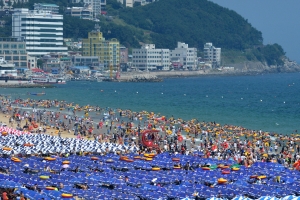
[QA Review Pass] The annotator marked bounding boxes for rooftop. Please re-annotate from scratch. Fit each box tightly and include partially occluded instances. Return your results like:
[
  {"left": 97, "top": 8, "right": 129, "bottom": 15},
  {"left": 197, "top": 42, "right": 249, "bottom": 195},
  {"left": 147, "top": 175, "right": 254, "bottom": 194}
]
[{"left": 34, "top": 3, "right": 59, "bottom": 7}]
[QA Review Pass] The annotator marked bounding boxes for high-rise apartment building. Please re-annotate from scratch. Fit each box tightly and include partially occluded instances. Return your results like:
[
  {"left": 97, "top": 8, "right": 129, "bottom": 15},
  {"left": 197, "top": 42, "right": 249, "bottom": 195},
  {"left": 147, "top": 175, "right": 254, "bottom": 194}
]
[
  {"left": 12, "top": 8, "right": 68, "bottom": 56},
  {"left": 82, "top": 25, "right": 120, "bottom": 68}
]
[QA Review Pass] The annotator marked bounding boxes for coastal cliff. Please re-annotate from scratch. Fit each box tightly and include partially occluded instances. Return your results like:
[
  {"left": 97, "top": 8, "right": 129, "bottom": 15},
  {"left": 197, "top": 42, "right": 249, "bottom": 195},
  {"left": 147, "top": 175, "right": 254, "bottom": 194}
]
[{"left": 228, "top": 58, "right": 300, "bottom": 73}]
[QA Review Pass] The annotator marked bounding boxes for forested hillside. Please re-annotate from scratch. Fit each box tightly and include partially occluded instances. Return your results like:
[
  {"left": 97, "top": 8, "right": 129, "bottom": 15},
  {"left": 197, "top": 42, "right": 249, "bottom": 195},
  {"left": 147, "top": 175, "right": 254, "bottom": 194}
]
[{"left": 118, "top": 0, "right": 263, "bottom": 50}]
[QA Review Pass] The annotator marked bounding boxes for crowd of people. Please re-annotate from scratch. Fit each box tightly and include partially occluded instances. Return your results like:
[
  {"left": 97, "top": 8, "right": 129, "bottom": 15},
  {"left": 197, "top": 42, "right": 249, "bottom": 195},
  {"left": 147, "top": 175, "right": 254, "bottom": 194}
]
[{"left": 1, "top": 95, "right": 300, "bottom": 171}]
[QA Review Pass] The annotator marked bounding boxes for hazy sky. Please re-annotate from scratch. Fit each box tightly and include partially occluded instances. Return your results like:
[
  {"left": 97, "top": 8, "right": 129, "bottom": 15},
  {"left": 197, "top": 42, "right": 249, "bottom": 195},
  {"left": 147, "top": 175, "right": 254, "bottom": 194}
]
[{"left": 210, "top": 0, "right": 300, "bottom": 63}]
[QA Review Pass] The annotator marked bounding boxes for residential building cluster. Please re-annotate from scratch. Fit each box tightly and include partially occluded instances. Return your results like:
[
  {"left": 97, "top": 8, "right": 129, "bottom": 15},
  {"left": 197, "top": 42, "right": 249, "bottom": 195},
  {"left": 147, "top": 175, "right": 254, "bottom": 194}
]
[{"left": 0, "top": 2, "right": 221, "bottom": 75}]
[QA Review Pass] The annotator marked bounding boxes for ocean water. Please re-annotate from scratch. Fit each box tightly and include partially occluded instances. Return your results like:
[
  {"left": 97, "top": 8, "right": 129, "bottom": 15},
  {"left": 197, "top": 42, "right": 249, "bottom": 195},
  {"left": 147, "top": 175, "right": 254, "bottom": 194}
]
[{"left": 1, "top": 72, "right": 300, "bottom": 134}]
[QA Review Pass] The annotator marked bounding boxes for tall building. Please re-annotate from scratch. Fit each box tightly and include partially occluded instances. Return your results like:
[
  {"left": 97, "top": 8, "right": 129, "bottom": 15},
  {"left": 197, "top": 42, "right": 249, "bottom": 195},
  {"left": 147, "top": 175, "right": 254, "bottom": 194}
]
[
  {"left": 170, "top": 42, "right": 197, "bottom": 70},
  {"left": 82, "top": 25, "right": 120, "bottom": 68},
  {"left": 132, "top": 44, "right": 170, "bottom": 71},
  {"left": 12, "top": 8, "right": 68, "bottom": 56},
  {"left": 204, "top": 42, "right": 221, "bottom": 66},
  {"left": 70, "top": 0, "right": 106, "bottom": 16},
  {"left": 33, "top": 3, "right": 59, "bottom": 14}
]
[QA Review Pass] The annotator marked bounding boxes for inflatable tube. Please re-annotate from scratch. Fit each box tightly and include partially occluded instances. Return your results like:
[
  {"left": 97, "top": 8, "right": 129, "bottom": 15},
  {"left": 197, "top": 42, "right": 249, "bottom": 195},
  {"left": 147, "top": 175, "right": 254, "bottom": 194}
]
[
  {"left": 45, "top": 157, "right": 56, "bottom": 161},
  {"left": 172, "top": 158, "right": 180, "bottom": 162},
  {"left": 218, "top": 178, "right": 228, "bottom": 184},
  {"left": 2, "top": 131, "right": 7, "bottom": 136},
  {"left": 145, "top": 157, "right": 153, "bottom": 161},
  {"left": 202, "top": 167, "right": 210, "bottom": 170},
  {"left": 46, "top": 186, "right": 56, "bottom": 190},
  {"left": 91, "top": 157, "right": 99, "bottom": 161},
  {"left": 106, "top": 159, "right": 114, "bottom": 163},
  {"left": 220, "top": 165, "right": 229, "bottom": 169},
  {"left": 40, "top": 175, "right": 50, "bottom": 180},
  {"left": 144, "top": 153, "right": 156, "bottom": 158},
  {"left": 62, "top": 161, "right": 70, "bottom": 165},
  {"left": 231, "top": 167, "right": 240, "bottom": 171},
  {"left": 11, "top": 157, "right": 21, "bottom": 162},
  {"left": 257, "top": 175, "right": 266, "bottom": 179},
  {"left": 152, "top": 167, "right": 160, "bottom": 171},
  {"left": 125, "top": 159, "right": 134, "bottom": 163},
  {"left": 134, "top": 156, "right": 141, "bottom": 160},
  {"left": 2, "top": 147, "right": 12, "bottom": 151},
  {"left": 173, "top": 166, "right": 181, "bottom": 170},
  {"left": 61, "top": 193, "right": 73, "bottom": 198},
  {"left": 24, "top": 143, "right": 34, "bottom": 147},
  {"left": 119, "top": 156, "right": 129, "bottom": 161},
  {"left": 250, "top": 175, "right": 258, "bottom": 179},
  {"left": 217, "top": 164, "right": 224, "bottom": 168},
  {"left": 222, "top": 170, "right": 230, "bottom": 174}
]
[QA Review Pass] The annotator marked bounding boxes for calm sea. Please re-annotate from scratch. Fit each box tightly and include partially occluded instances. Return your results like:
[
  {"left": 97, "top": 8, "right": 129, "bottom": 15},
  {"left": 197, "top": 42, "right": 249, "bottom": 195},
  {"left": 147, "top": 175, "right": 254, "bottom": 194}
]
[{"left": 1, "top": 72, "right": 300, "bottom": 134}]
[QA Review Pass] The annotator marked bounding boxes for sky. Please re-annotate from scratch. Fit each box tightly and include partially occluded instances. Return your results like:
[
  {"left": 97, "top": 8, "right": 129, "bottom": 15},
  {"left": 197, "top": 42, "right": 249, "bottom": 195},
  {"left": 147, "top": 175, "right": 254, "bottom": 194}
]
[{"left": 210, "top": 0, "right": 300, "bottom": 63}]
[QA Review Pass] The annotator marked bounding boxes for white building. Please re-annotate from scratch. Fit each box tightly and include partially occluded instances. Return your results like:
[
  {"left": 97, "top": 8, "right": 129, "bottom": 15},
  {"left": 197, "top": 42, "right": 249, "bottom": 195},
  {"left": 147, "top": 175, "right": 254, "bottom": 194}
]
[
  {"left": 132, "top": 44, "right": 170, "bottom": 71},
  {"left": 12, "top": 8, "right": 68, "bottom": 56},
  {"left": 170, "top": 42, "right": 197, "bottom": 70},
  {"left": 118, "top": 0, "right": 157, "bottom": 7},
  {"left": 33, "top": 3, "right": 59, "bottom": 14},
  {"left": 65, "top": 7, "right": 93, "bottom": 20},
  {"left": 70, "top": 0, "right": 106, "bottom": 16},
  {"left": 204, "top": 42, "right": 221, "bottom": 66}
]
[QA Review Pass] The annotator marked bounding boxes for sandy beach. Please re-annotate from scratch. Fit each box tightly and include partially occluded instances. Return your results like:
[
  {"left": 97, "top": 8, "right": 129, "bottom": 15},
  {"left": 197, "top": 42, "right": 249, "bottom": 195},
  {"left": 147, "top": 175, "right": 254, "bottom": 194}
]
[{"left": 0, "top": 96, "right": 299, "bottom": 199}]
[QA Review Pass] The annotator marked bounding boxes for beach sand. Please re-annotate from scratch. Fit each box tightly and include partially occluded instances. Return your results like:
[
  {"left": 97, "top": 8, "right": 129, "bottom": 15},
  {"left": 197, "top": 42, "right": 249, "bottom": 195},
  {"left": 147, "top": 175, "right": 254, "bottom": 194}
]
[{"left": 0, "top": 111, "right": 78, "bottom": 139}]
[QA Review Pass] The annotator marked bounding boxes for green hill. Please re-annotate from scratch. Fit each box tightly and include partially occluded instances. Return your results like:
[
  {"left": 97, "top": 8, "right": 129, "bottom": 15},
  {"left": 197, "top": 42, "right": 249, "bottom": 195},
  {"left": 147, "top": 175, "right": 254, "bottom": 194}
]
[
  {"left": 2, "top": 0, "right": 286, "bottom": 66},
  {"left": 118, "top": 0, "right": 263, "bottom": 50}
]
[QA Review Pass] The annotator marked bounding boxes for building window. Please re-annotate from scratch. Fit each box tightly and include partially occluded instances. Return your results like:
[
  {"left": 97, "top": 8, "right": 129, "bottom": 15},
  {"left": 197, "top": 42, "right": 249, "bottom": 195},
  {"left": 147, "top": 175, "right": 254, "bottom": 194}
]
[
  {"left": 3, "top": 44, "right": 9, "bottom": 49},
  {"left": 11, "top": 44, "right": 17, "bottom": 49},
  {"left": 21, "top": 62, "right": 27, "bottom": 67}
]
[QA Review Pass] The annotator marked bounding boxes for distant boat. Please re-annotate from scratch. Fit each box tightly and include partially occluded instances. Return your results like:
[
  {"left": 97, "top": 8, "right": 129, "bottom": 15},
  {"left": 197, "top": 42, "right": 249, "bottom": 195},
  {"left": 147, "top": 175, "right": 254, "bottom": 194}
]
[
  {"left": 29, "top": 92, "right": 46, "bottom": 96},
  {"left": 31, "top": 76, "right": 66, "bottom": 84}
]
